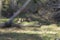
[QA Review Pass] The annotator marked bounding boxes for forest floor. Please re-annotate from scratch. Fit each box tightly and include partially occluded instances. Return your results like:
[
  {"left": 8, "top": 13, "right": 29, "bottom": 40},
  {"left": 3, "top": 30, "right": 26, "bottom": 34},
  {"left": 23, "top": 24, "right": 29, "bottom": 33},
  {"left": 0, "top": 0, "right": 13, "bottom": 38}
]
[
  {"left": 0, "top": 18, "right": 60, "bottom": 40},
  {"left": 0, "top": 24, "right": 60, "bottom": 40}
]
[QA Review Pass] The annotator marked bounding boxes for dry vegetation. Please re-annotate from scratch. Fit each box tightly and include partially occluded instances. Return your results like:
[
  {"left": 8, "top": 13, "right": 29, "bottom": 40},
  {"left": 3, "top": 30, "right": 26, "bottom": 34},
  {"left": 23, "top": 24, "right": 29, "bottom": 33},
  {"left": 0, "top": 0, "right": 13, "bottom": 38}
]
[{"left": 0, "top": 24, "right": 60, "bottom": 40}]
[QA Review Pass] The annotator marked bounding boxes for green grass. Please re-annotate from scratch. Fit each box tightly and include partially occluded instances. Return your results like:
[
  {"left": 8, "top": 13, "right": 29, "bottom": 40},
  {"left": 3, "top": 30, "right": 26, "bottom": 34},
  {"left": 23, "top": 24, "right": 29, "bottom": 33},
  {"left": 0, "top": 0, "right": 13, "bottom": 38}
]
[
  {"left": 0, "top": 33, "right": 42, "bottom": 40},
  {"left": 0, "top": 18, "right": 8, "bottom": 23},
  {"left": 0, "top": 24, "right": 60, "bottom": 40},
  {"left": 0, "top": 18, "right": 60, "bottom": 40}
]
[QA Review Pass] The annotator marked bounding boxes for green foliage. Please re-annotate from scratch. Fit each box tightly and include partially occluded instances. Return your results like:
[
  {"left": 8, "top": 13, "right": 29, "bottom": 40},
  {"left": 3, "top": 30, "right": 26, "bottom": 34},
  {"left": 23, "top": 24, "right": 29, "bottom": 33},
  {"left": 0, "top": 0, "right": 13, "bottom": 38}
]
[
  {"left": 40, "top": 0, "right": 48, "bottom": 3},
  {"left": 1, "top": 0, "right": 60, "bottom": 25}
]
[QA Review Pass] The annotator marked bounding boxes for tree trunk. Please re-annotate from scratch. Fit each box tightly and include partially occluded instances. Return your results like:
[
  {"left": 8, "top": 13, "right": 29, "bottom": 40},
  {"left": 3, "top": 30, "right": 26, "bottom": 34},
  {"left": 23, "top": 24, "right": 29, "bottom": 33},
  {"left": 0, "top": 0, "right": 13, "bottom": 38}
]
[
  {"left": 0, "top": 0, "right": 2, "bottom": 18},
  {"left": 10, "top": 0, "right": 17, "bottom": 9}
]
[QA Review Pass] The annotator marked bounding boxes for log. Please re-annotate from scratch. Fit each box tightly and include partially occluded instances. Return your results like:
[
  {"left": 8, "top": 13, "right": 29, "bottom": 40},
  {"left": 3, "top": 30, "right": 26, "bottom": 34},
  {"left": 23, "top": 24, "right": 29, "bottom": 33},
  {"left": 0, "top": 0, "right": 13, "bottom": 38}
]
[{"left": 0, "top": 0, "right": 31, "bottom": 27}]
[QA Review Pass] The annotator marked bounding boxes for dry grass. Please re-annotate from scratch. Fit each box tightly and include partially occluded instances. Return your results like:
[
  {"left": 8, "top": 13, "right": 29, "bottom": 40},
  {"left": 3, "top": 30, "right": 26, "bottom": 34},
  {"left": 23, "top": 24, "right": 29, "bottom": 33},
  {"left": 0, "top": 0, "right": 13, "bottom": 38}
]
[{"left": 0, "top": 24, "right": 60, "bottom": 40}]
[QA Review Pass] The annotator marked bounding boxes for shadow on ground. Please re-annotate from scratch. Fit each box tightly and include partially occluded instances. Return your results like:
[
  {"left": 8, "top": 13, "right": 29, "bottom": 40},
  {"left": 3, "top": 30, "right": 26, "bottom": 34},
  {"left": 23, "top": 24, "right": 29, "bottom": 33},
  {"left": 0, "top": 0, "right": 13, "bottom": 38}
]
[{"left": 0, "top": 32, "right": 42, "bottom": 40}]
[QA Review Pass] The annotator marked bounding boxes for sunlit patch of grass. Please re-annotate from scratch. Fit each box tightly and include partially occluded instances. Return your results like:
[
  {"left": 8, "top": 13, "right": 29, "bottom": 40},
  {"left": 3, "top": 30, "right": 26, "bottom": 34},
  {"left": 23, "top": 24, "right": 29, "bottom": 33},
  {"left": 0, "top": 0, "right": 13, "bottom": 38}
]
[
  {"left": 40, "top": 24, "right": 58, "bottom": 31},
  {"left": 0, "top": 19, "right": 60, "bottom": 40},
  {"left": 0, "top": 18, "right": 8, "bottom": 23},
  {"left": 0, "top": 28, "right": 60, "bottom": 40}
]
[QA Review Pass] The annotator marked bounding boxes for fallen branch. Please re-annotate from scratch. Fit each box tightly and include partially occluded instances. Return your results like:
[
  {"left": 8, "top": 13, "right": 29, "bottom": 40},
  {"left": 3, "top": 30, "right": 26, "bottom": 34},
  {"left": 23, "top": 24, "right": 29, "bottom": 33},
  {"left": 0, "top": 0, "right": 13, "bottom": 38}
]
[{"left": 0, "top": 0, "right": 31, "bottom": 27}]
